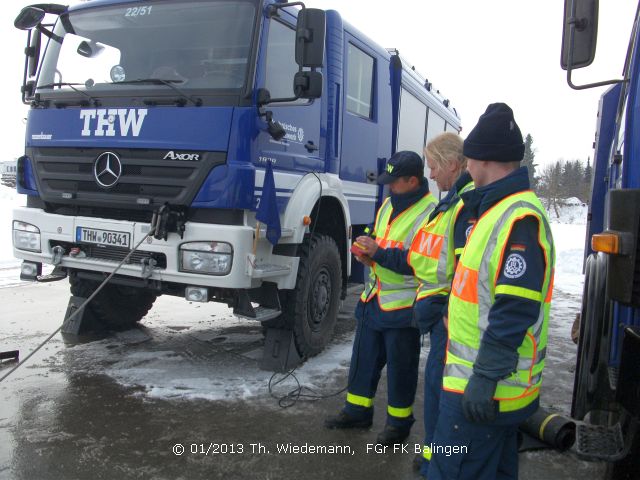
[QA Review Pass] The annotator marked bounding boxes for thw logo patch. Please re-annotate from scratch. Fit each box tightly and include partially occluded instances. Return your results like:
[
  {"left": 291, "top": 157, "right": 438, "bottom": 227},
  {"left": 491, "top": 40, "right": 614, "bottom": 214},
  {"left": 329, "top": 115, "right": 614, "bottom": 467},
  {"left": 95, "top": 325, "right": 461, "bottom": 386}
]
[{"left": 504, "top": 253, "right": 527, "bottom": 279}]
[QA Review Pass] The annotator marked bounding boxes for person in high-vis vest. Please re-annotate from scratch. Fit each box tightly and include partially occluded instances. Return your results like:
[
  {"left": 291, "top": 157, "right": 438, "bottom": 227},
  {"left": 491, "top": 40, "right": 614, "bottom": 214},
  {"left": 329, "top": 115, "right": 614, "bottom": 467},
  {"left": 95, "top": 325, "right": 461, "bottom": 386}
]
[
  {"left": 353, "top": 134, "right": 474, "bottom": 476},
  {"left": 410, "top": 133, "right": 474, "bottom": 478},
  {"left": 429, "top": 103, "right": 555, "bottom": 480},
  {"left": 324, "top": 151, "right": 437, "bottom": 446}
]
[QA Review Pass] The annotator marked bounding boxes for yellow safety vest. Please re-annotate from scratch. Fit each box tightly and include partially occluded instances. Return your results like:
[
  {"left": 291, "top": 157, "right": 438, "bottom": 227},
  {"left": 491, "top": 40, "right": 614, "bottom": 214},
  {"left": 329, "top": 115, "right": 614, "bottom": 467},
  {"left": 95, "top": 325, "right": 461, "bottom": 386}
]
[
  {"left": 408, "top": 181, "right": 474, "bottom": 301},
  {"left": 361, "top": 192, "right": 437, "bottom": 311},
  {"left": 443, "top": 190, "right": 555, "bottom": 413}
]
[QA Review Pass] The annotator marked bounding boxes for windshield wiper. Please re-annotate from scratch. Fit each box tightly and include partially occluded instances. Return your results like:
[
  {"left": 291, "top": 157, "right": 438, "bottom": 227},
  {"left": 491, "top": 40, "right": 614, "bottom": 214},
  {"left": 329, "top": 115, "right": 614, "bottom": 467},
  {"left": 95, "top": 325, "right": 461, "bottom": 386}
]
[
  {"left": 37, "top": 82, "right": 100, "bottom": 106},
  {"left": 114, "top": 78, "right": 202, "bottom": 107}
]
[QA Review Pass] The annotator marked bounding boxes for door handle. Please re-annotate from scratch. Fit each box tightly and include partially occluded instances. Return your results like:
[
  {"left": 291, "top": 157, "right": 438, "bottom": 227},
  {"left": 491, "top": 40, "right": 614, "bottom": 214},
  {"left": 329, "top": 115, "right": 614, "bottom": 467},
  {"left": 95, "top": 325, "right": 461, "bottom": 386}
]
[
  {"left": 366, "top": 171, "right": 378, "bottom": 183},
  {"left": 305, "top": 141, "right": 319, "bottom": 152}
]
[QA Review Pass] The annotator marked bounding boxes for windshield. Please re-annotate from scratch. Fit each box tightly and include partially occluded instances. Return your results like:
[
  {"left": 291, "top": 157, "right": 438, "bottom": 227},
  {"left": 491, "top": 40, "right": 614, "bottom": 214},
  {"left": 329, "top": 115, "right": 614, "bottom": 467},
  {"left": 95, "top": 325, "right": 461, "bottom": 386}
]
[{"left": 37, "top": 0, "right": 257, "bottom": 97}]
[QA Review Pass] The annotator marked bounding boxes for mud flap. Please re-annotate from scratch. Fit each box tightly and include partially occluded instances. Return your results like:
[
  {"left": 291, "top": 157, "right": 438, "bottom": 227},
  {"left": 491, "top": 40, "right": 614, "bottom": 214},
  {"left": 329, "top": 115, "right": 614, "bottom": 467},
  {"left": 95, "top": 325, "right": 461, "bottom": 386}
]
[{"left": 260, "top": 328, "right": 302, "bottom": 372}]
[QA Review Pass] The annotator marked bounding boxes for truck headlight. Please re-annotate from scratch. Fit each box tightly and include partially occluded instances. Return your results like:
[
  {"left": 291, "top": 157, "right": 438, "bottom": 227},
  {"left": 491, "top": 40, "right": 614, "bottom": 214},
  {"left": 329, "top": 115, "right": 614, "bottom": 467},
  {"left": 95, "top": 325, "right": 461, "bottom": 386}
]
[
  {"left": 179, "top": 242, "right": 232, "bottom": 275},
  {"left": 13, "top": 221, "right": 41, "bottom": 252}
]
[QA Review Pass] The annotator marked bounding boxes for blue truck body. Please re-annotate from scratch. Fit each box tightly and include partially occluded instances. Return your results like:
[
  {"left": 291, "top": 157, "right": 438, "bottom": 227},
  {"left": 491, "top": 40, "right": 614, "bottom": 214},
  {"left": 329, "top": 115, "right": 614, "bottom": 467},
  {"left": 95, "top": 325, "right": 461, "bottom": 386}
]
[{"left": 565, "top": 1, "right": 640, "bottom": 472}]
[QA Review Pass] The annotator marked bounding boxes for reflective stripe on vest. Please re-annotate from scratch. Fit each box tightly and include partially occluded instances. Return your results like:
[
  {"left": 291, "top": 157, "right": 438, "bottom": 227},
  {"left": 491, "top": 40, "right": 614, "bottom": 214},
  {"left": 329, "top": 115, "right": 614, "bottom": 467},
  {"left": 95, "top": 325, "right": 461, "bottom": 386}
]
[
  {"left": 408, "top": 181, "right": 473, "bottom": 301},
  {"left": 443, "top": 191, "right": 555, "bottom": 413},
  {"left": 361, "top": 193, "right": 437, "bottom": 310}
]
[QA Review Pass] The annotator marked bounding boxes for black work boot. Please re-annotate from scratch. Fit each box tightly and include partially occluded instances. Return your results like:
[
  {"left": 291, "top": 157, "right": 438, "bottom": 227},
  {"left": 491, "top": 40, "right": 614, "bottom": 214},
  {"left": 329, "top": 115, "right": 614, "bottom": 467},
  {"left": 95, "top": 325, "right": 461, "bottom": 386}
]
[
  {"left": 324, "top": 411, "right": 372, "bottom": 429},
  {"left": 376, "top": 424, "right": 411, "bottom": 446}
]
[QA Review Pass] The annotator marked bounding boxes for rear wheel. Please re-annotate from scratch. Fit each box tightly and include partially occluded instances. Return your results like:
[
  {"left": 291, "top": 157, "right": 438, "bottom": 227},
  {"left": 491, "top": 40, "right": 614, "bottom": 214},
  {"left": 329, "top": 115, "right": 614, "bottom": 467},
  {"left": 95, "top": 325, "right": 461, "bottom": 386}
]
[
  {"left": 276, "top": 234, "right": 342, "bottom": 358},
  {"left": 572, "top": 253, "right": 615, "bottom": 420},
  {"left": 69, "top": 275, "right": 157, "bottom": 330}
]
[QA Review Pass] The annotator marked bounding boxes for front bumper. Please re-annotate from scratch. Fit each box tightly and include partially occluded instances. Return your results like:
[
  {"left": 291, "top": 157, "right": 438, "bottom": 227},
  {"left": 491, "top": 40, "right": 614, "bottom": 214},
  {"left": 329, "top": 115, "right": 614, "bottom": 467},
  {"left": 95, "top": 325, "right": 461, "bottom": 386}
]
[{"left": 12, "top": 207, "right": 260, "bottom": 288}]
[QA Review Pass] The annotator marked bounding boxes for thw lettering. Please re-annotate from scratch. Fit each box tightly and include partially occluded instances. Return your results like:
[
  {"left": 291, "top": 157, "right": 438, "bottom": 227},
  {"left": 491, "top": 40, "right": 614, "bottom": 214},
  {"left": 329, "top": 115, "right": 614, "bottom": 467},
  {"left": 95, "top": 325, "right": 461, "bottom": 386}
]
[{"left": 80, "top": 109, "right": 148, "bottom": 137}]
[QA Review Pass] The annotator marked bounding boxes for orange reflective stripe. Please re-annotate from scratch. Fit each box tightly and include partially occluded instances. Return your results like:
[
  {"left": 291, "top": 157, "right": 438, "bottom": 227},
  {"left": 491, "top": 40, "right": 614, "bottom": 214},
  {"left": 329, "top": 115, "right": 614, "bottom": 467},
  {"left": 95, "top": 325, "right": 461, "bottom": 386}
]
[
  {"left": 451, "top": 265, "right": 478, "bottom": 304},
  {"left": 376, "top": 238, "right": 404, "bottom": 249},
  {"left": 545, "top": 270, "right": 554, "bottom": 302},
  {"left": 409, "top": 230, "right": 444, "bottom": 260}
]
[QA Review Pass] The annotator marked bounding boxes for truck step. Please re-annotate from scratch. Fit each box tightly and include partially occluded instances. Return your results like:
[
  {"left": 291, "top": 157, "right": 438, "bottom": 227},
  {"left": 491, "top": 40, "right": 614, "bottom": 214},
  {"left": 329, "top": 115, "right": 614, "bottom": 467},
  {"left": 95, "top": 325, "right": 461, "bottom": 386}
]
[
  {"left": 235, "top": 306, "right": 281, "bottom": 322},
  {"left": 575, "top": 421, "right": 625, "bottom": 461},
  {"left": 251, "top": 263, "right": 291, "bottom": 278},
  {"left": 37, "top": 267, "right": 68, "bottom": 283}
]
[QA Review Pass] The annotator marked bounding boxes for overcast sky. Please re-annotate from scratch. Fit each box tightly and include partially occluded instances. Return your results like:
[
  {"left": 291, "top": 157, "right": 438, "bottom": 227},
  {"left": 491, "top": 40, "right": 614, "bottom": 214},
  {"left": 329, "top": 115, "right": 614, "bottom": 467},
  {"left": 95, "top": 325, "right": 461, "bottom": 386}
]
[{"left": 3, "top": 0, "right": 636, "bottom": 167}]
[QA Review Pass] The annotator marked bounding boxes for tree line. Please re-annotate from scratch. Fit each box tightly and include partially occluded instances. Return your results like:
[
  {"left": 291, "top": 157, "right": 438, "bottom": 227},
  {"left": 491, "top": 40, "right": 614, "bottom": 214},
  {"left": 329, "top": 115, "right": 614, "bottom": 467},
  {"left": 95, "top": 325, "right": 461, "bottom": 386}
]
[{"left": 520, "top": 134, "right": 592, "bottom": 216}]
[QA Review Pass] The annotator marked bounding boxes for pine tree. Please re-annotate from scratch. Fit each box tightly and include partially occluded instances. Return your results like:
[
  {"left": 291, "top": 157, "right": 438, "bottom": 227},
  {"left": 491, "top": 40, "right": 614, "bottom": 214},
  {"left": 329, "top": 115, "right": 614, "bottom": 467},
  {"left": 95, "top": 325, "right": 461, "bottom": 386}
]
[
  {"left": 583, "top": 157, "right": 592, "bottom": 204},
  {"left": 522, "top": 134, "right": 538, "bottom": 190}
]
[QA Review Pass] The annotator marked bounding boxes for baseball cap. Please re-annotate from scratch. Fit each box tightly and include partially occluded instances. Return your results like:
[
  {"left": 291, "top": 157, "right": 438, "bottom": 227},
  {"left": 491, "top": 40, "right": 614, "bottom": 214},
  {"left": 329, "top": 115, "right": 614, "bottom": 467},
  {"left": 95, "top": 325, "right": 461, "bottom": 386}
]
[{"left": 377, "top": 150, "right": 424, "bottom": 185}]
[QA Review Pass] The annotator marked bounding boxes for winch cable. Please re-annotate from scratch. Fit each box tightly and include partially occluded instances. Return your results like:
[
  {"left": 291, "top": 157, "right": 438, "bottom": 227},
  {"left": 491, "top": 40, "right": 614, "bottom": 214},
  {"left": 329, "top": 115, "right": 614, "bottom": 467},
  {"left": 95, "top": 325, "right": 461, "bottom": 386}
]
[{"left": 0, "top": 219, "right": 159, "bottom": 384}]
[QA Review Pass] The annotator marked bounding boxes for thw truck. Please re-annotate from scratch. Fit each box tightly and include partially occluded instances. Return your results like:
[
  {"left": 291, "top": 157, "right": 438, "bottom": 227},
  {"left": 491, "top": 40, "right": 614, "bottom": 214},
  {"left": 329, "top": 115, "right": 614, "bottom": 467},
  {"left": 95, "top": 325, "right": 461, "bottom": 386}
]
[
  {"left": 12, "top": 0, "right": 460, "bottom": 360},
  {"left": 561, "top": 1, "right": 640, "bottom": 477}
]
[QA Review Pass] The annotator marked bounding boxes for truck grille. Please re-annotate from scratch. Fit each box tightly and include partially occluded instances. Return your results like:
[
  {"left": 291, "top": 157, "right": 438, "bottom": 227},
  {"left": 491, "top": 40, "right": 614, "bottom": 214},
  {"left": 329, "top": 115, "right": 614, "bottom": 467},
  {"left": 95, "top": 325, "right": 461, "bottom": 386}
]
[
  {"left": 29, "top": 147, "right": 225, "bottom": 209},
  {"left": 51, "top": 241, "right": 167, "bottom": 269}
]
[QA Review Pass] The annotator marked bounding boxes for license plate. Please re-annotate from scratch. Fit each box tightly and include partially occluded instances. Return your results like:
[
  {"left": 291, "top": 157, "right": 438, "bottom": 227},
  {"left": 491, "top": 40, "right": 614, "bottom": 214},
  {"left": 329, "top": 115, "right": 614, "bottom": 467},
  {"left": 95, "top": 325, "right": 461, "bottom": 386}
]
[{"left": 76, "top": 227, "right": 131, "bottom": 248}]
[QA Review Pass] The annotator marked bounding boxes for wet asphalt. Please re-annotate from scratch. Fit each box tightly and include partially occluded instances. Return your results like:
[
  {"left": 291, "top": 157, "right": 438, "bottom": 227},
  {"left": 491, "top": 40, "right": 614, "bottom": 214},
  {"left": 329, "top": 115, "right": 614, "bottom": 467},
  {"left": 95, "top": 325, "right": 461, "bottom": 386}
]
[{"left": 0, "top": 280, "right": 606, "bottom": 480}]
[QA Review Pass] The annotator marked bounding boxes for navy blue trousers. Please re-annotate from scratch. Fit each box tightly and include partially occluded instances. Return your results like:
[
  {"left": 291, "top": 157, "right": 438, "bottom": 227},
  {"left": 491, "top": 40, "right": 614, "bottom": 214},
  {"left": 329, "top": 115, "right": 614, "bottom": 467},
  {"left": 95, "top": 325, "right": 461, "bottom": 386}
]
[
  {"left": 420, "top": 318, "right": 447, "bottom": 477},
  {"left": 428, "top": 393, "right": 519, "bottom": 480},
  {"left": 343, "top": 317, "right": 421, "bottom": 429}
]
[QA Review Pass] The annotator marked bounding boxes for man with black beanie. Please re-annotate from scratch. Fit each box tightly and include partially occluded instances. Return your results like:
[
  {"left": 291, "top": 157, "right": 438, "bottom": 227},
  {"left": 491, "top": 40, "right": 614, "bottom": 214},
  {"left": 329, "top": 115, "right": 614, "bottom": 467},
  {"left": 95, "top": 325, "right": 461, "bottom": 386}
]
[{"left": 429, "top": 103, "right": 556, "bottom": 479}]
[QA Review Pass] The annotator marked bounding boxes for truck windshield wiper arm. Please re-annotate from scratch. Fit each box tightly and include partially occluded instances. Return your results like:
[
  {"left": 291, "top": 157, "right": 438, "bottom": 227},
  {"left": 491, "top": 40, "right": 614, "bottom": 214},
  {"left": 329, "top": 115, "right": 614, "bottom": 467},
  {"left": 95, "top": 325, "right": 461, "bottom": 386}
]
[
  {"left": 115, "top": 78, "right": 202, "bottom": 106},
  {"left": 37, "top": 82, "right": 100, "bottom": 105}
]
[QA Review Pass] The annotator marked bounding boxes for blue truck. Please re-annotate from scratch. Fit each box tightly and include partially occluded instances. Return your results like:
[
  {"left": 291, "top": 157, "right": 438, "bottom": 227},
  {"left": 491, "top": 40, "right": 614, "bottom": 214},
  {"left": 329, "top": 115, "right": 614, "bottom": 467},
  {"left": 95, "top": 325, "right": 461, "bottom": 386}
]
[
  {"left": 11, "top": 0, "right": 460, "bottom": 361},
  {"left": 562, "top": 0, "right": 640, "bottom": 477}
]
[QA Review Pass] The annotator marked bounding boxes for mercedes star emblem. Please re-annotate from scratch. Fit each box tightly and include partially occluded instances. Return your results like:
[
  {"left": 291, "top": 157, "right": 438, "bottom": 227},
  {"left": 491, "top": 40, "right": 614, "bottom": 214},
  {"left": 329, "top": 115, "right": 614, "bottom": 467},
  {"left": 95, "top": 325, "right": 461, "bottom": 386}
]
[{"left": 94, "top": 152, "right": 122, "bottom": 188}]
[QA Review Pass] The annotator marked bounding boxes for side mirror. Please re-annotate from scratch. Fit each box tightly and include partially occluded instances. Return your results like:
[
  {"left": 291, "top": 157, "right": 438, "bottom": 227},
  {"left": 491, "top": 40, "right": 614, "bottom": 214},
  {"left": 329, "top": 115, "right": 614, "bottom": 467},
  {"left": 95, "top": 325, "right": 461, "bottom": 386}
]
[
  {"left": 294, "top": 71, "right": 322, "bottom": 99},
  {"left": 295, "top": 8, "right": 325, "bottom": 68},
  {"left": 561, "top": 0, "right": 598, "bottom": 70},
  {"left": 14, "top": 6, "right": 46, "bottom": 30}
]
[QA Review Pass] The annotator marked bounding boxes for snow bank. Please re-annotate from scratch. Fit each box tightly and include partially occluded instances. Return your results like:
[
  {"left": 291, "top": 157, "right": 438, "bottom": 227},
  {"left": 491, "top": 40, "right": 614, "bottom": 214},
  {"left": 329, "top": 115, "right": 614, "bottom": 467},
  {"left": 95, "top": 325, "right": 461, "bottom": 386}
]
[
  {"left": 551, "top": 223, "right": 586, "bottom": 297},
  {"left": 546, "top": 197, "right": 588, "bottom": 225}
]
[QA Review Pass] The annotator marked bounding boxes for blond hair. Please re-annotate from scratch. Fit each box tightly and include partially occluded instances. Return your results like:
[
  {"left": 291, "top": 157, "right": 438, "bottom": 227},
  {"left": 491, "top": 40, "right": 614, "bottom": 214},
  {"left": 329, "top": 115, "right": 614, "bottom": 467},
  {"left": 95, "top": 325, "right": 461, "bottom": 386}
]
[{"left": 424, "top": 132, "right": 466, "bottom": 171}]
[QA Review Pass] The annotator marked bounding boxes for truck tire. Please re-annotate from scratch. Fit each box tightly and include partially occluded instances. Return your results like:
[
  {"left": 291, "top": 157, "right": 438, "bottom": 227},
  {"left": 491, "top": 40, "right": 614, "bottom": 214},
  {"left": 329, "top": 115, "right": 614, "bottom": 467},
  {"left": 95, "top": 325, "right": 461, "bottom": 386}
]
[
  {"left": 69, "top": 275, "right": 157, "bottom": 330},
  {"left": 571, "top": 252, "right": 614, "bottom": 420},
  {"left": 278, "top": 234, "right": 342, "bottom": 358}
]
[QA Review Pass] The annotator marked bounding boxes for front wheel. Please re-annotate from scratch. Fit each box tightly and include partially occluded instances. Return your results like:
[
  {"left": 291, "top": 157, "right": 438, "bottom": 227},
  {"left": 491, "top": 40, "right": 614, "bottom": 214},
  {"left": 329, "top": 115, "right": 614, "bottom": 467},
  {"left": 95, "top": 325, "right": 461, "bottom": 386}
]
[
  {"left": 69, "top": 274, "right": 157, "bottom": 330},
  {"left": 278, "top": 234, "right": 342, "bottom": 358}
]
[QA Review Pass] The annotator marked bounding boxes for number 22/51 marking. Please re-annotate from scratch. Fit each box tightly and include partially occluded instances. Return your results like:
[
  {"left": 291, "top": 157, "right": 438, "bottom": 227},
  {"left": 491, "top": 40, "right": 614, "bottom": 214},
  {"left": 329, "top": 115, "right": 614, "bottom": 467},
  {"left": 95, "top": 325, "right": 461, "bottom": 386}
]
[{"left": 125, "top": 5, "right": 153, "bottom": 17}]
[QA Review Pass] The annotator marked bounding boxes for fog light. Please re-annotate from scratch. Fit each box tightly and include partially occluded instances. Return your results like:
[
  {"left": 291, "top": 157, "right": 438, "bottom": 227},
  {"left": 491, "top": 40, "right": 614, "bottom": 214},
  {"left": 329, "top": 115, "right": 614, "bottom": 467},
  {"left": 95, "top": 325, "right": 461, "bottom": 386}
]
[
  {"left": 179, "top": 242, "right": 233, "bottom": 275},
  {"left": 20, "top": 261, "right": 41, "bottom": 281},
  {"left": 186, "top": 286, "right": 208, "bottom": 302},
  {"left": 13, "top": 221, "right": 41, "bottom": 252}
]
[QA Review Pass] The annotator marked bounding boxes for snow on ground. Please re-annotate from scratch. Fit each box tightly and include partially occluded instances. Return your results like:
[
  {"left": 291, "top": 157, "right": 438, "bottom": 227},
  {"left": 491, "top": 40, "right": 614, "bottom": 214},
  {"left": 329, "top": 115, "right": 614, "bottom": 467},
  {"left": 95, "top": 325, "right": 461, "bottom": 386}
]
[{"left": 546, "top": 197, "right": 589, "bottom": 225}]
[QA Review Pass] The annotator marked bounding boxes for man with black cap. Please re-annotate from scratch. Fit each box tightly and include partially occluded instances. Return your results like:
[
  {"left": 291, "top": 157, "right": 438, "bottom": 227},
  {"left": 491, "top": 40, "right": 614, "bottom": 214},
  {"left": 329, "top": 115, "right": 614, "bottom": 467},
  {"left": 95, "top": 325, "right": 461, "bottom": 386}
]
[
  {"left": 428, "top": 103, "right": 555, "bottom": 479},
  {"left": 325, "top": 150, "right": 437, "bottom": 446}
]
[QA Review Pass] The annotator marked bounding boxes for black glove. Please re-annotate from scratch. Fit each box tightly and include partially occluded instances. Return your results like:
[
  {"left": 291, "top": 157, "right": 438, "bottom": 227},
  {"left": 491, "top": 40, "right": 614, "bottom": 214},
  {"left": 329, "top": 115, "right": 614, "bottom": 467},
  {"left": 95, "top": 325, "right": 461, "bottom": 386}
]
[{"left": 462, "top": 373, "right": 498, "bottom": 423}]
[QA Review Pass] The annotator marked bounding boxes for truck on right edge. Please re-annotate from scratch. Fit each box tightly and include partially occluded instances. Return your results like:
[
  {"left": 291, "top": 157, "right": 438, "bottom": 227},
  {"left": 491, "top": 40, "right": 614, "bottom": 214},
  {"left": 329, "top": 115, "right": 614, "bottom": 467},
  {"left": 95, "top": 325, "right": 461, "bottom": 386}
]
[{"left": 561, "top": 1, "right": 640, "bottom": 478}]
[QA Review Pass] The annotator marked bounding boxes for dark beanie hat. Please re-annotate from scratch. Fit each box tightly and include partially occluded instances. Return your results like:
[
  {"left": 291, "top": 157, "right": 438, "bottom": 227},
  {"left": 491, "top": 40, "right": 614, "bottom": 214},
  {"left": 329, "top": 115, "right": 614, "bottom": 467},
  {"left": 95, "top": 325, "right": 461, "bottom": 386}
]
[{"left": 463, "top": 103, "right": 525, "bottom": 162}]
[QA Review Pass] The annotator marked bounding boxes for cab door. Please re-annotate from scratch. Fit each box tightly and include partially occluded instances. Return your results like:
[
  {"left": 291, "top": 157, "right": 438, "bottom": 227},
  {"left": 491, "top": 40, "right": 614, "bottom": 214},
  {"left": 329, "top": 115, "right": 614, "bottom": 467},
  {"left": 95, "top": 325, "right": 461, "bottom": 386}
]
[{"left": 255, "top": 12, "right": 323, "bottom": 201}]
